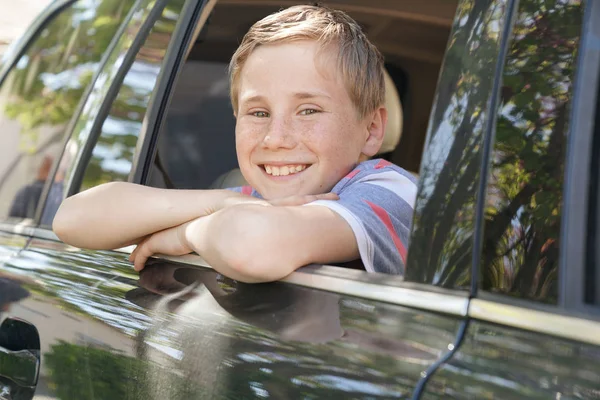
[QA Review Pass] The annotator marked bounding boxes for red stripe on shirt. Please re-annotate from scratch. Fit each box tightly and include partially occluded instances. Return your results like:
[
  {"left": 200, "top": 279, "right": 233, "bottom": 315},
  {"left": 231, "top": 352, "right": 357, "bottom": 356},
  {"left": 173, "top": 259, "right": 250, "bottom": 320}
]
[
  {"left": 345, "top": 169, "right": 360, "bottom": 180},
  {"left": 365, "top": 200, "right": 407, "bottom": 264},
  {"left": 241, "top": 186, "right": 253, "bottom": 195},
  {"left": 375, "top": 159, "right": 392, "bottom": 169}
]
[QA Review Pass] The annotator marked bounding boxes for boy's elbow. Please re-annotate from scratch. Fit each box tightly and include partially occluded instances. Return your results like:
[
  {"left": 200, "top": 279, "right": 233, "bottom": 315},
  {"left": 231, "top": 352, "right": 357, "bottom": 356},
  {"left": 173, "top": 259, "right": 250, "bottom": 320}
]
[
  {"left": 52, "top": 182, "right": 122, "bottom": 247},
  {"left": 225, "top": 251, "right": 293, "bottom": 283},
  {"left": 207, "top": 206, "right": 297, "bottom": 283},
  {"left": 52, "top": 198, "right": 79, "bottom": 244}
]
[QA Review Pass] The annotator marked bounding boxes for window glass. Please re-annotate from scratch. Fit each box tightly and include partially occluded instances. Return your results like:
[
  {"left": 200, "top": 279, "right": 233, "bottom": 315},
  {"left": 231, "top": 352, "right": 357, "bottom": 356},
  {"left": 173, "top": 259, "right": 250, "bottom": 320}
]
[
  {"left": 147, "top": 60, "right": 238, "bottom": 190},
  {"left": 481, "top": 0, "right": 584, "bottom": 303},
  {"left": 0, "top": 0, "right": 132, "bottom": 223},
  {"left": 80, "top": 0, "right": 187, "bottom": 191},
  {"left": 405, "top": 0, "right": 509, "bottom": 288},
  {"left": 41, "top": 0, "right": 187, "bottom": 226}
]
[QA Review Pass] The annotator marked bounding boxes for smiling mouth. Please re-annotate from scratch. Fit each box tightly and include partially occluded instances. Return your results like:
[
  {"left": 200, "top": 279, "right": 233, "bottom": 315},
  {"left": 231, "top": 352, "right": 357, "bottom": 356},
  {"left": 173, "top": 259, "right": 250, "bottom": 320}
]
[{"left": 261, "top": 164, "right": 309, "bottom": 177}]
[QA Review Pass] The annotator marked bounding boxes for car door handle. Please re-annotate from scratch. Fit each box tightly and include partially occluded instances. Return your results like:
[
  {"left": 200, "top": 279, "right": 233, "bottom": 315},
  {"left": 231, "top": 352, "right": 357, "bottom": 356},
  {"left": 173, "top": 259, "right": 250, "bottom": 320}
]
[
  {"left": 0, "top": 317, "right": 40, "bottom": 395},
  {"left": 0, "top": 345, "right": 39, "bottom": 387}
]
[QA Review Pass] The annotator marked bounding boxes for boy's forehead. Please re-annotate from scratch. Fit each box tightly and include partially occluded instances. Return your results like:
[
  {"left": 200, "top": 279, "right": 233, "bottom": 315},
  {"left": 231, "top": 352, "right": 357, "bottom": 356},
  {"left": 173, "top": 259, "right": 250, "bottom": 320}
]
[{"left": 239, "top": 41, "right": 344, "bottom": 90}]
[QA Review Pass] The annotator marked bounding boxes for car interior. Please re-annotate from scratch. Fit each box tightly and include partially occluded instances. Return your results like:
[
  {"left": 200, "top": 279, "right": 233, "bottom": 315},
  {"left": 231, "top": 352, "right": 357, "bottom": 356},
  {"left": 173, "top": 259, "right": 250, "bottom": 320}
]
[{"left": 147, "top": 0, "right": 459, "bottom": 190}]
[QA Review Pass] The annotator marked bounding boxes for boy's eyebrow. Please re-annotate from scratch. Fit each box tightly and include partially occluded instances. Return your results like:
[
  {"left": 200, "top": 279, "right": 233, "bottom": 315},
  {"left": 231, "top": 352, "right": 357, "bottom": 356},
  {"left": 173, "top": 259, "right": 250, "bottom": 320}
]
[
  {"left": 240, "top": 94, "right": 267, "bottom": 104},
  {"left": 240, "top": 91, "right": 331, "bottom": 105},
  {"left": 293, "top": 91, "right": 332, "bottom": 100}
]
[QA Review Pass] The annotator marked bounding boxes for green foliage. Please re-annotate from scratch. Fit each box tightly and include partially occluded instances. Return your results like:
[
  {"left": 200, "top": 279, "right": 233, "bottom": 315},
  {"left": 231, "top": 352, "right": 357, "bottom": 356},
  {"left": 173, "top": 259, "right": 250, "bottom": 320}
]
[{"left": 1, "top": 0, "right": 132, "bottom": 145}]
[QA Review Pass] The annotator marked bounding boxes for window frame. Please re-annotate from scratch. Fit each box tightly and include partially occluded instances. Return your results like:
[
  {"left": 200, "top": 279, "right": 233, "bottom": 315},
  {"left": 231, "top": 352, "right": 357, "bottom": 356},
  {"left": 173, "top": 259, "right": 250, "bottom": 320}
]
[
  {"left": 559, "top": 0, "right": 600, "bottom": 318},
  {"left": 64, "top": 0, "right": 175, "bottom": 198},
  {"left": 119, "top": 0, "right": 474, "bottom": 314},
  {"left": 130, "top": 0, "right": 214, "bottom": 185},
  {"left": 21, "top": 0, "right": 471, "bottom": 322}
]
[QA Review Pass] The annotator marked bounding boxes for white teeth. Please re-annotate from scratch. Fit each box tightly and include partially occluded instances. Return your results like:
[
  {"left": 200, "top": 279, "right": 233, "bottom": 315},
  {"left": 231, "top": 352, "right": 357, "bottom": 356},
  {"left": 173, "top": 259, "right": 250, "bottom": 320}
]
[{"left": 264, "top": 164, "right": 307, "bottom": 176}]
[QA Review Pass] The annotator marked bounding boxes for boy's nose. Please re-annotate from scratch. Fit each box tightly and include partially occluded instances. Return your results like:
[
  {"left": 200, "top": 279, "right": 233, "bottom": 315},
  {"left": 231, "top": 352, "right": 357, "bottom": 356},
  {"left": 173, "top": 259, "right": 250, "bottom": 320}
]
[{"left": 262, "top": 117, "right": 295, "bottom": 149}]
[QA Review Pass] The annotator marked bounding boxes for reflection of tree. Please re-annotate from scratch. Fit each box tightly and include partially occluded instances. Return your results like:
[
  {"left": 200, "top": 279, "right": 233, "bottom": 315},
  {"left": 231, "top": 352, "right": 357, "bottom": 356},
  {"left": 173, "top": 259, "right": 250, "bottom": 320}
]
[
  {"left": 425, "top": 320, "right": 600, "bottom": 398},
  {"left": 407, "top": 0, "right": 502, "bottom": 287},
  {"left": 482, "top": 0, "right": 582, "bottom": 302},
  {"left": 80, "top": 0, "right": 186, "bottom": 190},
  {"left": 1, "top": 0, "right": 132, "bottom": 149},
  {"left": 45, "top": 341, "right": 150, "bottom": 400},
  {"left": 407, "top": 0, "right": 581, "bottom": 303}
]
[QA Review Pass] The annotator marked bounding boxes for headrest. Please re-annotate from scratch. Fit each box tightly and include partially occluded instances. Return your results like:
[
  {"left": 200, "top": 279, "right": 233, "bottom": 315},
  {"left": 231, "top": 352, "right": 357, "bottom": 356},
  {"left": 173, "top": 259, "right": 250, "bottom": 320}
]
[{"left": 378, "top": 70, "right": 403, "bottom": 155}]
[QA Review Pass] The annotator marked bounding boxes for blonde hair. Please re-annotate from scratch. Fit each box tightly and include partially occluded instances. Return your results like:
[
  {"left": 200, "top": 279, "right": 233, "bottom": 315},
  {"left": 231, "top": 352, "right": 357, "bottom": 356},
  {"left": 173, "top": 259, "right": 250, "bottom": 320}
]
[{"left": 229, "top": 5, "right": 385, "bottom": 118}]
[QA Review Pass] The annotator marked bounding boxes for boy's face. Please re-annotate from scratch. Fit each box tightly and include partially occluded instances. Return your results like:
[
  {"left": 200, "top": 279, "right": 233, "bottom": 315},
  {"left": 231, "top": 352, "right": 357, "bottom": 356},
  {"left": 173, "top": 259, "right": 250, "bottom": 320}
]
[{"left": 234, "top": 40, "right": 384, "bottom": 199}]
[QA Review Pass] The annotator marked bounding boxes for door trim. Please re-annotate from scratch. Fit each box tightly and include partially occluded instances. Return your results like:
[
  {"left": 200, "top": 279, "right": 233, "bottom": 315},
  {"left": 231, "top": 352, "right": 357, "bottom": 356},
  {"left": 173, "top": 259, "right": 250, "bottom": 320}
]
[
  {"left": 27, "top": 226, "right": 469, "bottom": 316},
  {"left": 469, "top": 299, "right": 600, "bottom": 346}
]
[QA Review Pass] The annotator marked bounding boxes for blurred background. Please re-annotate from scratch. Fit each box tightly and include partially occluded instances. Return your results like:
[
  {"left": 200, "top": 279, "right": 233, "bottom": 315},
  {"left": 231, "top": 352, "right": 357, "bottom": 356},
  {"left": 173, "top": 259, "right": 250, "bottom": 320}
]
[{"left": 0, "top": 0, "right": 52, "bottom": 56}]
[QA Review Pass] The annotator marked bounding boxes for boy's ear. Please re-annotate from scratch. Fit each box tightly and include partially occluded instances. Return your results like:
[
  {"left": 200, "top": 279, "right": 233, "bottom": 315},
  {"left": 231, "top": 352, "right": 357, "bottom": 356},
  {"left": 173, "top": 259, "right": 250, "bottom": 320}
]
[{"left": 361, "top": 106, "right": 387, "bottom": 157}]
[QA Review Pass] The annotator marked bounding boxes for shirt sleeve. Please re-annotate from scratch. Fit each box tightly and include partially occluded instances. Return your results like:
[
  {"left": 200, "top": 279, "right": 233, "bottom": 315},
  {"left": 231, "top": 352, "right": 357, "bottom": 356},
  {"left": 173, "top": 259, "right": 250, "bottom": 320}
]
[
  {"left": 306, "top": 169, "right": 417, "bottom": 275},
  {"left": 226, "top": 186, "right": 254, "bottom": 196}
]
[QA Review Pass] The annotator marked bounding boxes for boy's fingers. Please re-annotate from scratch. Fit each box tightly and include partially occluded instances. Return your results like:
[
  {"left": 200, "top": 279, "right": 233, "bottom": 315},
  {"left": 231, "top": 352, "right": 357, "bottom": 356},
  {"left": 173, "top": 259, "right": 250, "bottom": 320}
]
[
  {"left": 299, "top": 193, "right": 339, "bottom": 204},
  {"left": 129, "top": 247, "right": 137, "bottom": 262},
  {"left": 315, "top": 193, "right": 339, "bottom": 200},
  {"left": 133, "top": 242, "right": 153, "bottom": 271},
  {"left": 130, "top": 235, "right": 152, "bottom": 263},
  {"left": 270, "top": 192, "right": 339, "bottom": 206}
]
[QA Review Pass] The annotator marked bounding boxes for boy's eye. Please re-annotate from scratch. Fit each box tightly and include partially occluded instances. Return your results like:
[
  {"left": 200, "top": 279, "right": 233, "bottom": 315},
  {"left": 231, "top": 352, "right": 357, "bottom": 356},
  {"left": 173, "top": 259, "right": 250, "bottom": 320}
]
[
  {"left": 300, "top": 109, "right": 319, "bottom": 116},
  {"left": 252, "top": 111, "right": 270, "bottom": 118}
]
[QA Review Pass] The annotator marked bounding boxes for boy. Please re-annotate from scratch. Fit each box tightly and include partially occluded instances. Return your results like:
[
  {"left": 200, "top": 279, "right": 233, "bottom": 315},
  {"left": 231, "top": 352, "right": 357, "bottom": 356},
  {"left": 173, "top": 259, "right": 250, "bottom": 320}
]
[{"left": 53, "top": 5, "right": 418, "bottom": 282}]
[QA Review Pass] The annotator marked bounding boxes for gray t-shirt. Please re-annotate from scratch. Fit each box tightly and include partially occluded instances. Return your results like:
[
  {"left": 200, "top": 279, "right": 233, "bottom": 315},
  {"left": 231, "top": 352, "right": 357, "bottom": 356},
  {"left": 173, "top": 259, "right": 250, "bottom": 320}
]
[{"left": 230, "top": 159, "right": 418, "bottom": 275}]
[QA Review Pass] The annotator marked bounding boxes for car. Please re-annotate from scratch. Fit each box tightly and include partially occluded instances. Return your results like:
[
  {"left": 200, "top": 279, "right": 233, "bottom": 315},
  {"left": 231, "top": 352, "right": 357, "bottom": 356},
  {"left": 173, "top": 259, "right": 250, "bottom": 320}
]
[{"left": 0, "top": 0, "right": 598, "bottom": 398}]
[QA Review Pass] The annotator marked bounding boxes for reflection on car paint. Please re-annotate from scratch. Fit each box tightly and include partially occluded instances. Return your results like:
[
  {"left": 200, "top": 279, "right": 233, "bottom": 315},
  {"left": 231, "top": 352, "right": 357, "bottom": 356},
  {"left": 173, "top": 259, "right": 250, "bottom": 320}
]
[
  {"left": 4, "top": 239, "right": 462, "bottom": 398},
  {"left": 422, "top": 320, "right": 600, "bottom": 399}
]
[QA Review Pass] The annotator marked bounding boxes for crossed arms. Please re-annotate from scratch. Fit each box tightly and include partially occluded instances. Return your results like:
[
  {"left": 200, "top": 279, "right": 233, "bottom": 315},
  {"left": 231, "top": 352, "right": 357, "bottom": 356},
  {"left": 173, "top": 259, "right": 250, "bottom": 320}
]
[{"left": 53, "top": 182, "right": 358, "bottom": 282}]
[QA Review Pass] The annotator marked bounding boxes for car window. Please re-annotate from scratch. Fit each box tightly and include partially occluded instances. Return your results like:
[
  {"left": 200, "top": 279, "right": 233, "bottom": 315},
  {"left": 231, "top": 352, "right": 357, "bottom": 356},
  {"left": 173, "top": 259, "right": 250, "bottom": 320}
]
[
  {"left": 146, "top": 1, "right": 433, "bottom": 192},
  {"left": 79, "top": 0, "right": 187, "bottom": 192},
  {"left": 0, "top": 0, "right": 133, "bottom": 224},
  {"left": 480, "top": 0, "right": 584, "bottom": 303},
  {"left": 405, "top": 0, "right": 509, "bottom": 288},
  {"left": 40, "top": 0, "right": 187, "bottom": 227},
  {"left": 146, "top": 59, "right": 238, "bottom": 190}
]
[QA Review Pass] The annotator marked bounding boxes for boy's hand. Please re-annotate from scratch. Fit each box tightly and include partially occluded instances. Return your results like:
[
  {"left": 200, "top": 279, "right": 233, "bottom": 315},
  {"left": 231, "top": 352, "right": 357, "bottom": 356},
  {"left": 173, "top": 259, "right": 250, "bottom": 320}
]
[
  {"left": 267, "top": 192, "right": 339, "bottom": 206},
  {"left": 223, "top": 192, "right": 338, "bottom": 208},
  {"left": 129, "top": 192, "right": 338, "bottom": 272},
  {"left": 129, "top": 223, "right": 192, "bottom": 271}
]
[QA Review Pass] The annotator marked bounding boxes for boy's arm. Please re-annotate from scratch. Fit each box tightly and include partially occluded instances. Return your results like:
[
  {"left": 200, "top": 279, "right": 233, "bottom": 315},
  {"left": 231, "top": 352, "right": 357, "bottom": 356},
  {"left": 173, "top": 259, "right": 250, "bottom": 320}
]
[
  {"left": 189, "top": 204, "right": 359, "bottom": 282},
  {"left": 52, "top": 182, "right": 255, "bottom": 250},
  {"left": 131, "top": 203, "right": 359, "bottom": 283}
]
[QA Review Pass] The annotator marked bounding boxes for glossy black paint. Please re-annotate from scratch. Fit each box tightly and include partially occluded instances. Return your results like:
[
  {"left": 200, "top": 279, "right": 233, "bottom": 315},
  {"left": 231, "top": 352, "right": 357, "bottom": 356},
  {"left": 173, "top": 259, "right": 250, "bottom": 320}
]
[
  {"left": 0, "top": 0, "right": 598, "bottom": 398},
  {"left": 422, "top": 319, "right": 600, "bottom": 399},
  {"left": 0, "top": 236, "right": 463, "bottom": 398}
]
